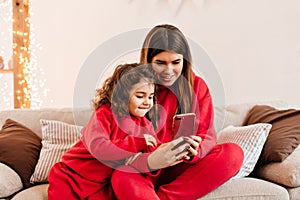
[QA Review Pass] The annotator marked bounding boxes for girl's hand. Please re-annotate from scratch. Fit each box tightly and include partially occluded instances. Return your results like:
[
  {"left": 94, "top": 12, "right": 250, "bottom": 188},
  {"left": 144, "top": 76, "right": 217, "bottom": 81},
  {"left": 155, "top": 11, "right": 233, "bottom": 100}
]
[{"left": 144, "top": 134, "right": 157, "bottom": 147}]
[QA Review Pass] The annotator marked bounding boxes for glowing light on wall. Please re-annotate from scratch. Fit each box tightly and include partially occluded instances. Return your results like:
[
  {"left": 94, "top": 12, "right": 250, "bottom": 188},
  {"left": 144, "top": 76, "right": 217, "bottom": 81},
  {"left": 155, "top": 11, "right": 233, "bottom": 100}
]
[{"left": 1, "top": 0, "right": 48, "bottom": 109}]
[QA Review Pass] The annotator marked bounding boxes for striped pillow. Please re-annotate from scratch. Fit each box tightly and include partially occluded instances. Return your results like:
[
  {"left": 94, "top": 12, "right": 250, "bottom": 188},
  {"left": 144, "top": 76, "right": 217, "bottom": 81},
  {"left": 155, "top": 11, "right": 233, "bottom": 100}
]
[
  {"left": 30, "top": 119, "right": 82, "bottom": 183},
  {"left": 217, "top": 123, "right": 272, "bottom": 179}
]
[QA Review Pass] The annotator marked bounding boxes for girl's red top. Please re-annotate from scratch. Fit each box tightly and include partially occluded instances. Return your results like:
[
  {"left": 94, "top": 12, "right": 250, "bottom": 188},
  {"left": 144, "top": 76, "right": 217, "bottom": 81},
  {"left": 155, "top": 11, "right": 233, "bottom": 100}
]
[{"left": 62, "top": 104, "right": 158, "bottom": 182}]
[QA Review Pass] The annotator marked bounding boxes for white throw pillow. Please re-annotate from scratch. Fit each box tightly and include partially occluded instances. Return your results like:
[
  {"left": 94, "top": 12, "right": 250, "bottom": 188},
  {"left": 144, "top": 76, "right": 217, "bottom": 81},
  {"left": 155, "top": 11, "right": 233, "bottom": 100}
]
[
  {"left": 0, "top": 163, "right": 23, "bottom": 198},
  {"left": 217, "top": 123, "right": 272, "bottom": 179},
  {"left": 30, "top": 119, "right": 82, "bottom": 183}
]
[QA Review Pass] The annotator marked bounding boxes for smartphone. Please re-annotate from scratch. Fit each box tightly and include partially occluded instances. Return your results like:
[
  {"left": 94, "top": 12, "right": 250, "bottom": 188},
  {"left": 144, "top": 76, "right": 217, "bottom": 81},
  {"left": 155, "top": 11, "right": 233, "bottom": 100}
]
[{"left": 172, "top": 113, "right": 196, "bottom": 139}]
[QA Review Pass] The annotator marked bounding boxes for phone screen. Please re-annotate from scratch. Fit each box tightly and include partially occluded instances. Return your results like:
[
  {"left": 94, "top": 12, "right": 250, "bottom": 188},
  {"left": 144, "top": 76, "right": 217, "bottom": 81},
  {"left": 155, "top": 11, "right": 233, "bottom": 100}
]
[{"left": 172, "top": 113, "right": 196, "bottom": 139}]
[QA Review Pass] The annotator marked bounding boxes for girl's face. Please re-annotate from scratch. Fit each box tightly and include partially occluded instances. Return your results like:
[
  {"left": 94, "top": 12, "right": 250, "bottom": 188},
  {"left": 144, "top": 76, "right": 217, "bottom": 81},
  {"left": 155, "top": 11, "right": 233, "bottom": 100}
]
[
  {"left": 151, "top": 51, "right": 184, "bottom": 87},
  {"left": 129, "top": 81, "right": 155, "bottom": 117}
]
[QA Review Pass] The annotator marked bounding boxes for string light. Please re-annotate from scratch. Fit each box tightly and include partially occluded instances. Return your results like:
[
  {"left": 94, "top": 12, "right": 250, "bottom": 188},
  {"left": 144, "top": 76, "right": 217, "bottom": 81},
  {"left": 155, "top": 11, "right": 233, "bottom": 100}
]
[
  {"left": 0, "top": 0, "right": 13, "bottom": 109},
  {"left": 1, "top": 0, "right": 48, "bottom": 109},
  {"left": 27, "top": 2, "right": 49, "bottom": 108}
]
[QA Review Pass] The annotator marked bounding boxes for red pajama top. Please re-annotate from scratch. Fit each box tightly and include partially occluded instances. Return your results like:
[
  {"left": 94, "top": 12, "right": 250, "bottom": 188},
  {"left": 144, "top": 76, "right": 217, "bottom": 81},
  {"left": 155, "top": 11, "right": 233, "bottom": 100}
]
[
  {"left": 127, "top": 73, "right": 217, "bottom": 172},
  {"left": 62, "top": 104, "right": 159, "bottom": 182}
]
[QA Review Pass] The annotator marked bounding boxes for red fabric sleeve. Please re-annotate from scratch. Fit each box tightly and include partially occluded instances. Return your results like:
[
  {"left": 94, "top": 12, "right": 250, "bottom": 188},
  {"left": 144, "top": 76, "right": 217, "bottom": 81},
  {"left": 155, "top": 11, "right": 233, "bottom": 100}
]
[
  {"left": 127, "top": 152, "right": 161, "bottom": 176},
  {"left": 81, "top": 105, "right": 148, "bottom": 163},
  {"left": 190, "top": 75, "right": 217, "bottom": 162}
]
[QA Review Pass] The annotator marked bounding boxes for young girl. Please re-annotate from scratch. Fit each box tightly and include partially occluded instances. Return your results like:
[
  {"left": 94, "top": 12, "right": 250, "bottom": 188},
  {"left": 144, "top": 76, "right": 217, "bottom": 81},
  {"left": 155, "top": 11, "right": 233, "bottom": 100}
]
[
  {"left": 110, "top": 24, "right": 245, "bottom": 200},
  {"left": 48, "top": 63, "right": 162, "bottom": 199}
]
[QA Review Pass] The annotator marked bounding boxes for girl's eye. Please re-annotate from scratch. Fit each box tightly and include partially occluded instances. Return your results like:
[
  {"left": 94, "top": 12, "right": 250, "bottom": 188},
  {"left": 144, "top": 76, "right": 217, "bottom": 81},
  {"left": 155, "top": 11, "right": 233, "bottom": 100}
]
[
  {"left": 136, "top": 96, "right": 143, "bottom": 99},
  {"left": 148, "top": 96, "right": 153, "bottom": 100}
]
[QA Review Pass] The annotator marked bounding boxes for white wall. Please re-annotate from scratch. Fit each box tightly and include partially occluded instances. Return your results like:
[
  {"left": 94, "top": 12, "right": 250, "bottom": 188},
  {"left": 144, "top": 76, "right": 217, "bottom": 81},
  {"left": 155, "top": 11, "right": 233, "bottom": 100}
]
[{"left": 30, "top": 0, "right": 300, "bottom": 108}]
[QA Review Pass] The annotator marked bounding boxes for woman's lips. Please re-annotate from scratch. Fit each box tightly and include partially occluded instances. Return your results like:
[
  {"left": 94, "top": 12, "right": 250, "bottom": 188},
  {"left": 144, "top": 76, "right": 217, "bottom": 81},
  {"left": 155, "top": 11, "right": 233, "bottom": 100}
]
[{"left": 160, "top": 74, "right": 175, "bottom": 81}]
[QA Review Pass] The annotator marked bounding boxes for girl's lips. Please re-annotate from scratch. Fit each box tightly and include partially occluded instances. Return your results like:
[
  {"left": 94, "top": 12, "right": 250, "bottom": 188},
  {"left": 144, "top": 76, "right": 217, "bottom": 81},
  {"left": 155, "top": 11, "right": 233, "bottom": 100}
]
[{"left": 138, "top": 107, "right": 150, "bottom": 109}]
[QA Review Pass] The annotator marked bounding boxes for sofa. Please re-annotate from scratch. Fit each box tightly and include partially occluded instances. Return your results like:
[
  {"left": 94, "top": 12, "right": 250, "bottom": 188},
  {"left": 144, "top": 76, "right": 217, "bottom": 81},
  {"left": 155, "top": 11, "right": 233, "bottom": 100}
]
[{"left": 0, "top": 100, "right": 299, "bottom": 200}]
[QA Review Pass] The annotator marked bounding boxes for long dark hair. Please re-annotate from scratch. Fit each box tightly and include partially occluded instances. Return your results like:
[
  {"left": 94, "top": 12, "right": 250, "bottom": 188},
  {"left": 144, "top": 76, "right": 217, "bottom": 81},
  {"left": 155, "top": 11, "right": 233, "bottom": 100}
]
[
  {"left": 140, "top": 24, "right": 194, "bottom": 114},
  {"left": 93, "top": 63, "right": 158, "bottom": 127}
]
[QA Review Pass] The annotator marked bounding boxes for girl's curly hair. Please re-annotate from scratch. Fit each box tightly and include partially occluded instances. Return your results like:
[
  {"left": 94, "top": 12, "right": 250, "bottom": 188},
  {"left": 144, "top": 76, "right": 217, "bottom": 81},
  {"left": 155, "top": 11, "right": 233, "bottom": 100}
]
[{"left": 92, "top": 63, "right": 158, "bottom": 127}]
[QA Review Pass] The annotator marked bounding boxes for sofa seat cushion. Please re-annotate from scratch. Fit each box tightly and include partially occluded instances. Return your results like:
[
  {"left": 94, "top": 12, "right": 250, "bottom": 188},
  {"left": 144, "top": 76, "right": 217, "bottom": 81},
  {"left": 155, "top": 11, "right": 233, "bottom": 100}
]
[
  {"left": 199, "top": 178, "right": 289, "bottom": 200},
  {"left": 11, "top": 184, "right": 48, "bottom": 200}
]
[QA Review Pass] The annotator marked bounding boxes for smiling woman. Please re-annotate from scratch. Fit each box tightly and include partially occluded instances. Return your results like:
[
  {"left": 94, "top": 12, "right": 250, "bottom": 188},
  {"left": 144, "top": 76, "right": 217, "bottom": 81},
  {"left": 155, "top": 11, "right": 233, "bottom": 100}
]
[{"left": 152, "top": 51, "right": 183, "bottom": 87}]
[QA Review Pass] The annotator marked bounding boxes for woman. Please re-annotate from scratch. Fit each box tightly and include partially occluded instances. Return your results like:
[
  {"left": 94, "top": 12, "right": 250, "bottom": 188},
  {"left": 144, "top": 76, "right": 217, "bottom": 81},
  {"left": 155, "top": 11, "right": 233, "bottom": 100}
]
[{"left": 110, "top": 24, "right": 244, "bottom": 200}]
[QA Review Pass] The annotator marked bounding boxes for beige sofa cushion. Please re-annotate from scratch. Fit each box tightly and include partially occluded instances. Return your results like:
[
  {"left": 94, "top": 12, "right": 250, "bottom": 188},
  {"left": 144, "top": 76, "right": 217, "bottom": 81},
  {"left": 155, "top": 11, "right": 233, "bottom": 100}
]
[
  {"left": 0, "top": 108, "right": 92, "bottom": 138},
  {"left": 200, "top": 177, "right": 289, "bottom": 200},
  {"left": 11, "top": 184, "right": 48, "bottom": 200},
  {"left": 288, "top": 187, "right": 300, "bottom": 200},
  {"left": 10, "top": 178, "right": 290, "bottom": 200},
  {"left": 255, "top": 145, "right": 300, "bottom": 187}
]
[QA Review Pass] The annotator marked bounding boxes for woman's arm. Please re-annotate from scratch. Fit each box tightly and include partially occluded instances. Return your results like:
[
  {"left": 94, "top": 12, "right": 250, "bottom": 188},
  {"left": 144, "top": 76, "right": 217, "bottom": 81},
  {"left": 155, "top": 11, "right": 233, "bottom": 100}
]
[{"left": 189, "top": 75, "right": 217, "bottom": 162}]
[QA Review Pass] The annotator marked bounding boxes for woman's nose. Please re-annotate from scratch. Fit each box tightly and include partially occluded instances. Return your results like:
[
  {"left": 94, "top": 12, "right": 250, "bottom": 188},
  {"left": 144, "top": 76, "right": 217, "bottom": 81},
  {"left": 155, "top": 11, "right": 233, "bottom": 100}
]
[{"left": 164, "top": 64, "right": 173, "bottom": 73}]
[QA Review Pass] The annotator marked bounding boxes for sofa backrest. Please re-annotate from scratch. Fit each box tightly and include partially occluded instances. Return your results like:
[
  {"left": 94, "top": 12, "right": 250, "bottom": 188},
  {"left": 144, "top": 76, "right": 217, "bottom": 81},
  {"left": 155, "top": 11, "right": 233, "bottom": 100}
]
[
  {"left": 0, "top": 107, "right": 93, "bottom": 138},
  {"left": 0, "top": 100, "right": 288, "bottom": 138},
  {"left": 214, "top": 100, "right": 288, "bottom": 133}
]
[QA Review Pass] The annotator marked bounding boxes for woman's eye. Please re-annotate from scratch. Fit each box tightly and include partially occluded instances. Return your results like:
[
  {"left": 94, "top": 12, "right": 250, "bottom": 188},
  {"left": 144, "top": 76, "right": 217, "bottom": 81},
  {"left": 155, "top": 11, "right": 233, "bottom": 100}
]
[
  {"left": 155, "top": 62, "right": 165, "bottom": 66},
  {"left": 136, "top": 96, "right": 143, "bottom": 99}
]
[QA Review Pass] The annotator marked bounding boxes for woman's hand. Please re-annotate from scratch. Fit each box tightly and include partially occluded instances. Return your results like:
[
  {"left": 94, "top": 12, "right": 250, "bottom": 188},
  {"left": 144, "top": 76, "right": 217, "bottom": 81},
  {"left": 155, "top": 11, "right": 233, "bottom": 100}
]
[
  {"left": 183, "top": 135, "right": 202, "bottom": 159},
  {"left": 147, "top": 137, "right": 190, "bottom": 170}
]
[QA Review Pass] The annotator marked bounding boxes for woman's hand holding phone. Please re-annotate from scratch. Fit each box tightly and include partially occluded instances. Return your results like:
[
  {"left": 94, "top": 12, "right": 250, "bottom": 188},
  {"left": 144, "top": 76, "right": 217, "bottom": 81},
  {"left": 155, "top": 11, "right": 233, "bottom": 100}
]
[{"left": 183, "top": 136, "right": 202, "bottom": 159}]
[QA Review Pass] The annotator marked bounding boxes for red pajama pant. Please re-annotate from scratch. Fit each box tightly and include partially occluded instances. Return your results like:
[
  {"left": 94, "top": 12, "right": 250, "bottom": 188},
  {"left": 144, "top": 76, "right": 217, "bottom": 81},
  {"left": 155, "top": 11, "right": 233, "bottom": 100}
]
[
  {"left": 111, "top": 143, "right": 244, "bottom": 200},
  {"left": 48, "top": 162, "right": 115, "bottom": 200}
]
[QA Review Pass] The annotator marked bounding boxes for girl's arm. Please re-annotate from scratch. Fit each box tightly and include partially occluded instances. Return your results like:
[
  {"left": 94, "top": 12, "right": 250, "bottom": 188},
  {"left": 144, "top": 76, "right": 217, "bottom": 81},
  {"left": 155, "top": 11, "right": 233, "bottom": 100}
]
[{"left": 81, "top": 106, "right": 153, "bottom": 163}]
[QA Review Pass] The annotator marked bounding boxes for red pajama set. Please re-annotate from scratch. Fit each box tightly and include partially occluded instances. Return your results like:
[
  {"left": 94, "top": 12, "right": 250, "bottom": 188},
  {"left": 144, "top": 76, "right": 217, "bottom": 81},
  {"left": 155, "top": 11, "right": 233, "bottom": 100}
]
[
  {"left": 111, "top": 74, "right": 244, "bottom": 200},
  {"left": 48, "top": 104, "right": 159, "bottom": 200}
]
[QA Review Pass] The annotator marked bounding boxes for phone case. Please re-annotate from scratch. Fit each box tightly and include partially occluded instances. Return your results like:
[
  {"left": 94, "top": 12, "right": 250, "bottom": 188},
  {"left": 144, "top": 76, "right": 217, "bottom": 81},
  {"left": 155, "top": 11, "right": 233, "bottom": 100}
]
[{"left": 172, "top": 113, "right": 196, "bottom": 139}]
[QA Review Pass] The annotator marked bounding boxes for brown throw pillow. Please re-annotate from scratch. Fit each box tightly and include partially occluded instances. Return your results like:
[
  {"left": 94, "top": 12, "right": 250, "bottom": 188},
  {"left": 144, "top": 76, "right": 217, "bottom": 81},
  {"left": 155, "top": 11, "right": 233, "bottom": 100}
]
[
  {"left": 0, "top": 119, "right": 42, "bottom": 188},
  {"left": 243, "top": 105, "right": 300, "bottom": 166}
]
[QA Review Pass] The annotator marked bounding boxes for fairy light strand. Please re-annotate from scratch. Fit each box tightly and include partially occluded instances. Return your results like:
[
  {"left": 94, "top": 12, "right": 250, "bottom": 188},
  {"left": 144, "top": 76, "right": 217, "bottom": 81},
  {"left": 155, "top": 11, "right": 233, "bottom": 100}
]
[{"left": 0, "top": 0, "right": 49, "bottom": 109}]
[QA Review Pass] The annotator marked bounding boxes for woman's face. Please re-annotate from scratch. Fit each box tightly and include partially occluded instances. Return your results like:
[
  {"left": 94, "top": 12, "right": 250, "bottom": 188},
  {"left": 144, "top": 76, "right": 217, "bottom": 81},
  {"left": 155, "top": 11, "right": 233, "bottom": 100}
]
[
  {"left": 151, "top": 51, "right": 184, "bottom": 87},
  {"left": 129, "top": 81, "right": 155, "bottom": 117}
]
